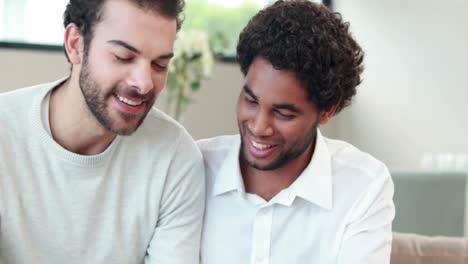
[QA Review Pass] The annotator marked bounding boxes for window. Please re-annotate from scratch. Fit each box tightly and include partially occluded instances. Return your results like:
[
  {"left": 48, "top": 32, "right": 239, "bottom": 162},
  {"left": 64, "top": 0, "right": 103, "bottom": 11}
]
[
  {"left": 183, "top": 0, "right": 273, "bottom": 56},
  {"left": 0, "top": 0, "right": 327, "bottom": 55},
  {"left": 0, "top": 0, "right": 67, "bottom": 45}
]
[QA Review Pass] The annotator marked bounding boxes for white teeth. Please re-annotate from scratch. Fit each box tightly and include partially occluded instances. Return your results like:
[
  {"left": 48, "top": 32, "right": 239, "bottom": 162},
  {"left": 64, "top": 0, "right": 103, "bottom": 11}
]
[
  {"left": 117, "top": 95, "right": 142, "bottom": 106},
  {"left": 251, "top": 140, "right": 273, "bottom": 150}
]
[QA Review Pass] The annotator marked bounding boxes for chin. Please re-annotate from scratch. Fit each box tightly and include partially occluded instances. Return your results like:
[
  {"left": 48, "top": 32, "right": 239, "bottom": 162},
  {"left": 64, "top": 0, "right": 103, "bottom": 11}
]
[
  {"left": 243, "top": 152, "right": 277, "bottom": 171},
  {"left": 247, "top": 160, "right": 278, "bottom": 171},
  {"left": 115, "top": 128, "right": 138, "bottom": 136},
  {"left": 106, "top": 120, "right": 141, "bottom": 136},
  {"left": 110, "top": 112, "right": 147, "bottom": 135}
]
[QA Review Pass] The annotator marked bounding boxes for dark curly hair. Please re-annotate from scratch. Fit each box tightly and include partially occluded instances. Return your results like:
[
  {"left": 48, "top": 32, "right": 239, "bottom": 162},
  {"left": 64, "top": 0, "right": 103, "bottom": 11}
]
[
  {"left": 237, "top": 0, "right": 364, "bottom": 113},
  {"left": 62, "top": 0, "right": 185, "bottom": 62}
]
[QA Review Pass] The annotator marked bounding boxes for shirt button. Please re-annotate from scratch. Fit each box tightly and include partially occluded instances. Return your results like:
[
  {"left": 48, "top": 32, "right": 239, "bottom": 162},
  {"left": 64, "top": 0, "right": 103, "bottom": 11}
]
[{"left": 257, "top": 208, "right": 268, "bottom": 217}]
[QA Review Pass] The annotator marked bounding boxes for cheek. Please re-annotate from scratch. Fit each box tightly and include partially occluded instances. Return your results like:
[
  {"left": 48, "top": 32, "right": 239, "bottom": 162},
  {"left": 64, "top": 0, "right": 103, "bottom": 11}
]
[
  {"left": 279, "top": 120, "right": 316, "bottom": 140},
  {"left": 155, "top": 73, "right": 169, "bottom": 88},
  {"left": 149, "top": 74, "right": 168, "bottom": 96},
  {"left": 89, "top": 60, "right": 122, "bottom": 86},
  {"left": 236, "top": 100, "right": 253, "bottom": 122}
]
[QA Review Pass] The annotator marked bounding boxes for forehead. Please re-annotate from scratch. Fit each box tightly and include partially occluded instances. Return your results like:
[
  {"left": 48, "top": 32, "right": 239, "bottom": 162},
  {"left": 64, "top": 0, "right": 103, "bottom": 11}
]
[
  {"left": 92, "top": 0, "right": 177, "bottom": 54},
  {"left": 245, "top": 57, "right": 311, "bottom": 105}
]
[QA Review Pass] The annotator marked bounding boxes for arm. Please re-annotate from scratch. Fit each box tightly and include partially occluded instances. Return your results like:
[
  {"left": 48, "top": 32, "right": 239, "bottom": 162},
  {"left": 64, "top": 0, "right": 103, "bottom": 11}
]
[
  {"left": 337, "top": 165, "right": 395, "bottom": 264},
  {"left": 145, "top": 132, "right": 206, "bottom": 264}
]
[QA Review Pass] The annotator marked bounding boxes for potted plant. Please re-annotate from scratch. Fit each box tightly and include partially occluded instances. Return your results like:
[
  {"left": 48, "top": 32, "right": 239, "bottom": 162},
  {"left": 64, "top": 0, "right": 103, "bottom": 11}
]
[{"left": 165, "top": 30, "right": 214, "bottom": 121}]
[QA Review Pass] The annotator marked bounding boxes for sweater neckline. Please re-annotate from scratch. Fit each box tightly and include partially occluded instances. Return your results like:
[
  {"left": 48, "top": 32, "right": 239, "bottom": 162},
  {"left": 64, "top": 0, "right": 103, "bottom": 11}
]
[{"left": 31, "top": 78, "right": 122, "bottom": 168}]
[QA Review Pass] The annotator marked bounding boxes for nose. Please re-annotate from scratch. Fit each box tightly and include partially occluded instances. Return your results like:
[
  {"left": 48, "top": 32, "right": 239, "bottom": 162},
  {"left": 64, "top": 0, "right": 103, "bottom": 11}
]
[
  {"left": 248, "top": 110, "right": 274, "bottom": 137},
  {"left": 129, "top": 62, "right": 154, "bottom": 95}
]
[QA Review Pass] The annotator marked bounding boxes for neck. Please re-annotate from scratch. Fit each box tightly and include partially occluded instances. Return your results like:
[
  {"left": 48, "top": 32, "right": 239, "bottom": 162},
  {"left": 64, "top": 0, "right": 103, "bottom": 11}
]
[
  {"left": 49, "top": 77, "right": 116, "bottom": 155},
  {"left": 240, "top": 143, "right": 314, "bottom": 201}
]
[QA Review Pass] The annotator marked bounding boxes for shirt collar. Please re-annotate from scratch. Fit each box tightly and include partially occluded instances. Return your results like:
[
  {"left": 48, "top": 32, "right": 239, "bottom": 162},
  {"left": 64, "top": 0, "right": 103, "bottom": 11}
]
[
  {"left": 212, "top": 135, "right": 245, "bottom": 196},
  {"left": 287, "top": 130, "right": 333, "bottom": 210},
  {"left": 211, "top": 131, "right": 333, "bottom": 211}
]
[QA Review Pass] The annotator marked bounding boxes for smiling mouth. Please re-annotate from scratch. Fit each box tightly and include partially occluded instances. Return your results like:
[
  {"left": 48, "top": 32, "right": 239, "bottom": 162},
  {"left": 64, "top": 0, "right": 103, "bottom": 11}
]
[
  {"left": 116, "top": 95, "right": 143, "bottom": 106},
  {"left": 251, "top": 140, "right": 275, "bottom": 150}
]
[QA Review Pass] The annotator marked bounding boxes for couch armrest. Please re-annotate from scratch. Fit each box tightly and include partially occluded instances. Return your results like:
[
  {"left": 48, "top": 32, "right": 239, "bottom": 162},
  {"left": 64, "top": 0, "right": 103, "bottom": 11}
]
[{"left": 391, "top": 232, "right": 468, "bottom": 264}]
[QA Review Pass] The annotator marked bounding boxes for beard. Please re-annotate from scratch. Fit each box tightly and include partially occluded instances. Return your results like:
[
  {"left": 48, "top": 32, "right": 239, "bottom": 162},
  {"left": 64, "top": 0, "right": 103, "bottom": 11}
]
[
  {"left": 238, "top": 119, "right": 319, "bottom": 171},
  {"left": 78, "top": 54, "right": 155, "bottom": 136}
]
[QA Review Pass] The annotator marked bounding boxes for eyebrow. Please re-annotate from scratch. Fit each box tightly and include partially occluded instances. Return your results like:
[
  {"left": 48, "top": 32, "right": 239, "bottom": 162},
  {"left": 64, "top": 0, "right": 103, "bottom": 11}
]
[
  {"left": 243, "top": 85, "right": 303, "bottom": 114},
  {"left": 243, "top": 85, "right": 258, "bottom": 100},
  {"left": 272, "top": 103, "right": 303, "bottom": 114},
  {"left": 108, "top": 39, "right": 174, "bottom": 60},
  {"left": 108, "top": 40, "right": 140, "bottom": 54}
]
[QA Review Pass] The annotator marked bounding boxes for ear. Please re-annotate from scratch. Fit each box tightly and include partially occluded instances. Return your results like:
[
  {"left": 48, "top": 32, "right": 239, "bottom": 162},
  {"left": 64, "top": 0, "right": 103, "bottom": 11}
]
[
  {"left": 64, "top": 23, "right": 84, "bottom": 65},
  {"left": 318, "top": 105, "right": 338, "bottom": 125}
]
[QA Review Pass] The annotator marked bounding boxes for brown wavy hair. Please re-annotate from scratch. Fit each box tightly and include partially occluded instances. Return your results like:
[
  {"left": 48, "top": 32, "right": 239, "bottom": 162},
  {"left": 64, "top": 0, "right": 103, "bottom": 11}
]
[{"left": 63, "top": 0, "right": 185, "bottom": 62}]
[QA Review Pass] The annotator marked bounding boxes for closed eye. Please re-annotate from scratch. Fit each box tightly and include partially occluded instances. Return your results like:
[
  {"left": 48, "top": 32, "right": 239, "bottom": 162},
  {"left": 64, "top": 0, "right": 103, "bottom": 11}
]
[
  {"left": 245, "top": 96, "right": 257, "bottom": 105},
  {"left": 152, "top": 63, "right": 168, "bottom": 72},
  {"left": 275, "top": 111, "right": 296, "bottom": 120},
  {"left": 113, "top": 54, "right": 132, "bottom": 62}
]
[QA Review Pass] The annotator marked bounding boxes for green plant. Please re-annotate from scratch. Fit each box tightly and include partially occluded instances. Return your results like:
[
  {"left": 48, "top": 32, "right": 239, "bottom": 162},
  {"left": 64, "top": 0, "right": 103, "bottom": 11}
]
[
  {"left": 166, "top": 30, "right": 214, "bottom": 121},
  {"left": 183, "top": 0, "right": 262, "bottom": 56}
]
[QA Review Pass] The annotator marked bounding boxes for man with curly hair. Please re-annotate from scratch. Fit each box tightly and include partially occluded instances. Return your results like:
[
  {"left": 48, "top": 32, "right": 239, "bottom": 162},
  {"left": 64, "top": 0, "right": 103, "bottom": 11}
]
[
  {"left": 198, "top": 1, "right": 394, "bottom": 263},
  {"left": 0, "top": 0, "right": 204, "bottom": 263}
]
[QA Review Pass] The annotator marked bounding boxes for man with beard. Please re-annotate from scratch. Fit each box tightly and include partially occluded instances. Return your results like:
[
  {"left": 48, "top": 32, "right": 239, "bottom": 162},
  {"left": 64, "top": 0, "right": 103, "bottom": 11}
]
[
  {"left": 0, "top": 0, "right": 204, "bottom": 263},
  {"left": 197, "top": 1, "right": 395, "bottom": 263}
]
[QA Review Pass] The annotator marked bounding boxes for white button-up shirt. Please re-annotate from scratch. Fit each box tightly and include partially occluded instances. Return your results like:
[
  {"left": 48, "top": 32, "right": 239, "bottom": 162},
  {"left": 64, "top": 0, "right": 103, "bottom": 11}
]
[{"left": 197, "top": 131, "right": 395, "bottom": 264}]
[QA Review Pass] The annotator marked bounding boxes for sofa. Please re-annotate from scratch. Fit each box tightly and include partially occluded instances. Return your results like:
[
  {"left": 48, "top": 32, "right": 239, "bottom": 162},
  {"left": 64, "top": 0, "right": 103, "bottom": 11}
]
[{"left": 391, "top": 232, "right": 468, "bottom": 264}]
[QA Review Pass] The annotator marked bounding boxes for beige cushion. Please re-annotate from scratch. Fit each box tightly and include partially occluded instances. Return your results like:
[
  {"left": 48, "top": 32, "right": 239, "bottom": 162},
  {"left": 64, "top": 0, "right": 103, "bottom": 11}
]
[{"left": 391, "top": 232, "right": 468, "bottom": 264}]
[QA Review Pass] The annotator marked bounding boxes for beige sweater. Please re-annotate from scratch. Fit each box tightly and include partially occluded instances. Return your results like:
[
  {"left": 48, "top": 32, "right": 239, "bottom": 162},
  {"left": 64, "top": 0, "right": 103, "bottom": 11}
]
[{"left": 0, "top": 80, "right": 205, "bottom": 264}]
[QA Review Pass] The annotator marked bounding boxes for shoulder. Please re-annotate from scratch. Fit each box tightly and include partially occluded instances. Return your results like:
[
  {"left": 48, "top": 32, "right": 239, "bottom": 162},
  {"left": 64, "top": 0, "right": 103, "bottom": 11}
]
[
  {"left": 323, "top": 137, "right": 393, "bottom": 208},
  {"left": 323, "top": 137, "right": 394, "bottom": 225},
  {"left": 325, "top": 137, "right": 389, "bottom": 182},
  {"left": 197, "top": 134, "right": 239, "bottom": 175},
  {"left": 128, "top": 108, "right": 202, "bottom": 159},
  {"left": 197, "top": 135, "right": 239, "bottom": 162},
  {"left": 140, "top": 108, "right": 189, "bottom": 139},
  {"left": 0, "top": 82, "right": 49, "bottom": 112},
  {"left": 0, "top": 81, "right": 56, "bottom": 130},
  {"left": 197, "top": 135, "right": 239, "bottom": 154}
]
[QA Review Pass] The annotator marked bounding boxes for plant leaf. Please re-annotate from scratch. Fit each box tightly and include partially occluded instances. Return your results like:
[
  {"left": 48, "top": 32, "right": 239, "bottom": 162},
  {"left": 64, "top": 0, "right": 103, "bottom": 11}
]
[{"left": 191, "top": 81, "right": 201, "bottom": 91}]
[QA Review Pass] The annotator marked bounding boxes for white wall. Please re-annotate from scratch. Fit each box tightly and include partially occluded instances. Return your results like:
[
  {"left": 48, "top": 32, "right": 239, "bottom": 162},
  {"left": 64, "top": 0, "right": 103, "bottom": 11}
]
[
  {"left": 0, "top": 49, "right": 69, "bottom": 90},
  {"left": 159, "top": 63, "right": 243, "bottom": 139},
  {"left": 333, "top": 0, "right": 468, "bottom": 171}
]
